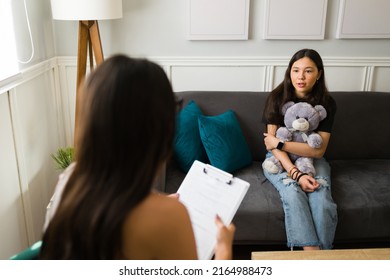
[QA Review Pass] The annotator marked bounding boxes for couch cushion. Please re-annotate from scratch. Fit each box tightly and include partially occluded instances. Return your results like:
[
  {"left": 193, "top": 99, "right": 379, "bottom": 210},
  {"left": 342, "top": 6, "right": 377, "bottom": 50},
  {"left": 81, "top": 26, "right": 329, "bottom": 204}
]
[
  {"left": 198, "top": 110, "right": 252, "bottom": 173},
  {"left": 166, "top": 159, "right": 390, "bottom": 244},
  {"left": 232, "top": 162, "right": 286, "bottom": 243},
  {"left": 330, "top": 159, "right": 390, "bottom": 242},
  {"left": 174, "top": 100, "right": 208, "bottom": 172},
  {"left": 326, "top": 91, "right": 390, "bottom": 160},
  {"left": 175, "top": 91, "right": 269, "bottom": 162}
]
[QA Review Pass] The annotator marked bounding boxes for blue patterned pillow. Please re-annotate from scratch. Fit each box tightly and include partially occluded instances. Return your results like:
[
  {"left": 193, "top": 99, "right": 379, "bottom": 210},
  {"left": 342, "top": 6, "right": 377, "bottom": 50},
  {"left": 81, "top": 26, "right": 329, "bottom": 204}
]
[
  {"left": 174, "top": 100, "right": 208, "bottom": 172},
  {"left": 198, "top": 110, "right": 252, "bottom": 173}
]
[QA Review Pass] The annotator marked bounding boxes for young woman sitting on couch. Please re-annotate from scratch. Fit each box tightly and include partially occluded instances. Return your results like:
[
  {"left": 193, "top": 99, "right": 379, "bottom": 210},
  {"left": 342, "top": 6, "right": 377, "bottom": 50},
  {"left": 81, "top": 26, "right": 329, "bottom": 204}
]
[{"left": 262, "top": 49, "right": 338, "bottom": 250}]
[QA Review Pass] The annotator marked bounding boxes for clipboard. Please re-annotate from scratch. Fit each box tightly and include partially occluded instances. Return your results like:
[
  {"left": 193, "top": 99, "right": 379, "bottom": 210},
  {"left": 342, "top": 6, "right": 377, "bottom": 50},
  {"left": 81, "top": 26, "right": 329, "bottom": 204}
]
[{"left": 177, "top": 160, "right": 250, "bottom": 260}]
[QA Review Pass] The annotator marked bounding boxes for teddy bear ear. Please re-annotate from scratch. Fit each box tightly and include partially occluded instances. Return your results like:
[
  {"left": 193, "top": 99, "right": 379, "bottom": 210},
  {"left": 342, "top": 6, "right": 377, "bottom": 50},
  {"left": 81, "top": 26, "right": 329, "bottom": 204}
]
[
  {"left": 281, "top": 101, "right": 295, "bottom": 115},
  {"left": 314, "top": 105, "right": 327, "bottom": 121}
]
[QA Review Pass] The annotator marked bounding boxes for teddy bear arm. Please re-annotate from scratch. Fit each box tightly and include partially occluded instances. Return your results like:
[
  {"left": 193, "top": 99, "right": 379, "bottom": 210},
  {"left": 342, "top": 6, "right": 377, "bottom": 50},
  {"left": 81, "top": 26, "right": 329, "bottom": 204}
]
[
  {"left": 295, "top": 157, "right": 316, "bottom": 177},
  {"left": 307, "top": 132, "right": 323, "bottom": 148},
  {"left": 276, "top": 127, "right": 292, "bottom": 142}
]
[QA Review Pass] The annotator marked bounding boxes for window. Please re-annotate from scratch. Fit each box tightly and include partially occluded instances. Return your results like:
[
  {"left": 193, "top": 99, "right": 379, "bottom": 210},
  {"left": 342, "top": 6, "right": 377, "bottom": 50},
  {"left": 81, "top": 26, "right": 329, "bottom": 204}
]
[{"left": 0, "top": 0, "right": 20, "bottom": 84}]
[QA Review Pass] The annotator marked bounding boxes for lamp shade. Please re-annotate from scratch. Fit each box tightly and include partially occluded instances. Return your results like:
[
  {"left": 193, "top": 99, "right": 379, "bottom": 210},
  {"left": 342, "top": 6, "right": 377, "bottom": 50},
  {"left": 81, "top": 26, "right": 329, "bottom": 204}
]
[{"left": 51, "top": 0, "right": 122, "bottom": 20}]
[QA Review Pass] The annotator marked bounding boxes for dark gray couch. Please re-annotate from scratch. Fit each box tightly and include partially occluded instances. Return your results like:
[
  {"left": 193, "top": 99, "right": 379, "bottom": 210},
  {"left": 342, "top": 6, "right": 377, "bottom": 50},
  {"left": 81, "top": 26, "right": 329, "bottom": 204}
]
[{"left": 162, "top": 91, "right": 390, "bottom": 247}]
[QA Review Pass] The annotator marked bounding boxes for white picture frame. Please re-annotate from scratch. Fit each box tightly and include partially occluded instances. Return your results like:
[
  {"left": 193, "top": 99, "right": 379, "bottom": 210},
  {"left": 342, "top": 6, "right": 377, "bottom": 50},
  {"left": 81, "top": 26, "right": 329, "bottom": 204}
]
[
  {"left": 186, "top": 0, "right": 250, "bottom": 40},
  {"left": 263, "top": 0, "right": 328, "bottom": 40},
  {"left": 336, "top": 0, "right": 390, "bottom": 39}
]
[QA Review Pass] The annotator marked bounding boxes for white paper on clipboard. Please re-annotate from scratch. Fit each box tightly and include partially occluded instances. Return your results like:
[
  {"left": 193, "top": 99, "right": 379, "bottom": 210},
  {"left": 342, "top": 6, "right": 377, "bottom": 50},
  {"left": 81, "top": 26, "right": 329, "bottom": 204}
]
[{"left": 177, "top": 160, "right": 250, "bottom": 260}]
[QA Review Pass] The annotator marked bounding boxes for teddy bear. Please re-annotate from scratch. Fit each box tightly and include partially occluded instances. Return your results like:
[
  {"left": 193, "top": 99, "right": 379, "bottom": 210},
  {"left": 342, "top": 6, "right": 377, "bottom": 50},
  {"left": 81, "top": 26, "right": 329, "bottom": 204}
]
[{"left": 262, "top": 101, "right": 327, "bottom": 177}]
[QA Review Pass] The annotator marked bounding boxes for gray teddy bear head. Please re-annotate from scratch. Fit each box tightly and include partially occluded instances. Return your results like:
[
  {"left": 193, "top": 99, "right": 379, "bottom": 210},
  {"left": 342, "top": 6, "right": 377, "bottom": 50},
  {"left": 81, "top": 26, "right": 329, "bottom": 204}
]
[{"left": 282, "top": 101, "right": 327, "bottom": 132}]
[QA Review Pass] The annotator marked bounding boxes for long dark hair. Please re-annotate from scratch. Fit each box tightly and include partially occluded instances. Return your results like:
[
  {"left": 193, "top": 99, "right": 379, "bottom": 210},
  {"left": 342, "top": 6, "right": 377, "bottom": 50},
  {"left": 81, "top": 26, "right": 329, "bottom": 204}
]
[
  {"left": 264, "top": 48, "right": 331, "bottom": 125},
  {"left": 40, "top": 55, "right": 176, "bottom": 259}
]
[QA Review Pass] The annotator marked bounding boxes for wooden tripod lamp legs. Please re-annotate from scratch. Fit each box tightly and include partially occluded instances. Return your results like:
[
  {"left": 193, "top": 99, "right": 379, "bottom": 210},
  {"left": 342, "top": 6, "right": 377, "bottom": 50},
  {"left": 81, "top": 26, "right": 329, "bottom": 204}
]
[{"left": 74, "top": 20, "right": 104, "bottom": 145}]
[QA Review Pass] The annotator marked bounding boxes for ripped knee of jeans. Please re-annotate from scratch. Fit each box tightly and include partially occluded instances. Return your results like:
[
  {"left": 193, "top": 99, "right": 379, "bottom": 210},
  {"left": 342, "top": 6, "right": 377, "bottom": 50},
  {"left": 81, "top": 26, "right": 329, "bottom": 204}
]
[
  {"left": 282, "top": 177, "right": 297, "bottom": 187},
  {"left": 282, "top": 177, "right": 296, "bottom": 186},
  {"left": 316, "top": 176, "right": 330, "bottom": 188}
]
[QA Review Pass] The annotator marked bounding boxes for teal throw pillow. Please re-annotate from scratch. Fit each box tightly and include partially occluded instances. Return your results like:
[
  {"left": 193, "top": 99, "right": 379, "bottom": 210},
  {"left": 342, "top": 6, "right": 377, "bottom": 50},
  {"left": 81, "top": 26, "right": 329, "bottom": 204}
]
[
  {"left": 198, "top": 110, "right": 252, "bottom": 173},
  {"left": 174, "top": 100, "right": 208, "bottom": 172}
]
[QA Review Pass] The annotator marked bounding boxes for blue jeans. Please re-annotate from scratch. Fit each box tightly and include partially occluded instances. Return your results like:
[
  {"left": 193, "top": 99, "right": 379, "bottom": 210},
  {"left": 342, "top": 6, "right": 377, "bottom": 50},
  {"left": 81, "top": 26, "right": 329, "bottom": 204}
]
[{"left": 263, "top": 152, "right": 338, "bottom": 249}]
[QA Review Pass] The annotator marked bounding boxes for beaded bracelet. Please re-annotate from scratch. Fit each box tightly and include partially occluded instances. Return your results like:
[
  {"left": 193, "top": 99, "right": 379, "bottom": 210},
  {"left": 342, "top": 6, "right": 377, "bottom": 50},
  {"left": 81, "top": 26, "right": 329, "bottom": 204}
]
[
  {"left": 296, "top": 172, "right": 308, "bottom": 183},
  {"left": 288, "top": 166, "right": 298, "bottom": 177},
  {"left": 291, "top": 170, "right": 300, "bottom": 180}
]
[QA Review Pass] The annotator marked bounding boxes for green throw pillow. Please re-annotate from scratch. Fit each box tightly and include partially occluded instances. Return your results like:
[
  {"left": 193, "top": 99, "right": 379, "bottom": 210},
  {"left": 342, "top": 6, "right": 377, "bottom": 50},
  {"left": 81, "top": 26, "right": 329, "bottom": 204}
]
[
  {"left": 174, "top": 100, "right": 208, "bottom": 172},
  {"left": 198, "top": 110, "right": 252, "bottom": 173}
]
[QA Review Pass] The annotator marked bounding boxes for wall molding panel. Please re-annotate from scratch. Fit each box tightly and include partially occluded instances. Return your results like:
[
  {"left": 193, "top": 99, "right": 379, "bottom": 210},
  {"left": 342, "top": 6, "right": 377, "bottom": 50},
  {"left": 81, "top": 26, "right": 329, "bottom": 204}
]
[
  {"left": 56, "top": 55, "right": 390, "bottom": 93},
  {"left": 264, "top": 0, "right": 328, "bottom": 40},
  {"left": 0, "top": 58, "right": 65, "bottom": 258},
  {"left": 55, "top": 55, "right": 390, "bottom": 134},
  {"left": 151, "top": 56, "right": 390, "bottom": 92},
  {"left": 336, "top": 0, "right": 390, "bottom": 39},
  {"left": 186, "top": 0, "right": 250, "bottom": 40}
]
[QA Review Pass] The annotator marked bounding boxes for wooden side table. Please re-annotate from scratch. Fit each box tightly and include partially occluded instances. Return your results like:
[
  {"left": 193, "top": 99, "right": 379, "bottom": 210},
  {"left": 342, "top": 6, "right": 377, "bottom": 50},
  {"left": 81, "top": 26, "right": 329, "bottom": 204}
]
[{"left": 252, "top": 248, "right": 390, "bottom": 260}]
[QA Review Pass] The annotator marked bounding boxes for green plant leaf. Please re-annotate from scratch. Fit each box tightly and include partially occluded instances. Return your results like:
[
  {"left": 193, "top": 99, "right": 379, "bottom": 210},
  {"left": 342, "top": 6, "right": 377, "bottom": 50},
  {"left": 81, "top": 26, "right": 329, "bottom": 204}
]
[{"left": 51, "top": 147, "right": 74, "bottom": 170}]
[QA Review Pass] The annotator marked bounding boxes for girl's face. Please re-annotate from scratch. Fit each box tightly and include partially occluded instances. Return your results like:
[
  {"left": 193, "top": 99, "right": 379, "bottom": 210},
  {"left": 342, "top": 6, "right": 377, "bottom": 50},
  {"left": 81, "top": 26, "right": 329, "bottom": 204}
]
[{"left": 290, "top": 57, "right": 322, "bottom": 98}]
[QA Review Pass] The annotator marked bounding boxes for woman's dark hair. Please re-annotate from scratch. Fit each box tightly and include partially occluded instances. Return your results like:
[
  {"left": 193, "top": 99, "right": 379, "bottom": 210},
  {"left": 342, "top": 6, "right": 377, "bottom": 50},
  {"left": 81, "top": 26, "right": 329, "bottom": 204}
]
[
  {"left": 264, "top": 48, "right": 331, "bottom": 125},
  {"left": 40, "top": 55, "right": 176, "bottom": 259}
]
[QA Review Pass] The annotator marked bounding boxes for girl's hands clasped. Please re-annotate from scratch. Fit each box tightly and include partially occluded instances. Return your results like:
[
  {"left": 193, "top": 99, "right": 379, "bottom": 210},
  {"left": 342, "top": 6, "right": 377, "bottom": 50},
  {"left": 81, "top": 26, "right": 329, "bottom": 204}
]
[
  {"left": 298, "top": 174, "right": 320, "bottom": 192},
  {"left": 289, "top": 166, "right": 319, "bottom": 192}
]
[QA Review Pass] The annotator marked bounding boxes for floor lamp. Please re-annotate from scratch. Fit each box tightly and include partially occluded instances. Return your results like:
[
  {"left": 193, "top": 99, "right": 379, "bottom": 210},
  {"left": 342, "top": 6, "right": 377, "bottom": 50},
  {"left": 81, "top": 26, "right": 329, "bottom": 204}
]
[{"left": 50, "top": 0, "right": 122, "bottom": 144}]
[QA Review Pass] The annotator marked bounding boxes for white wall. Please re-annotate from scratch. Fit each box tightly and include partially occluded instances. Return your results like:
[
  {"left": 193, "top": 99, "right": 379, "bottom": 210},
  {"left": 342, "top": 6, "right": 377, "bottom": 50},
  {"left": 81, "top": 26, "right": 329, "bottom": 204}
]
[
  {"left": 51, "top": 0, "right": 390, "bottom": 93},
  {"left": 0, "top": 59, "right": 64, "bottom": 259},
  {"left": 53, "top": 0, "right": 390, "bottom": 58},
  {"left": 0, "top": 0, "right": 59, "bottom": 259},
  {"left": 0, "top": 92, "right": 28, "bottom": 259}
]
